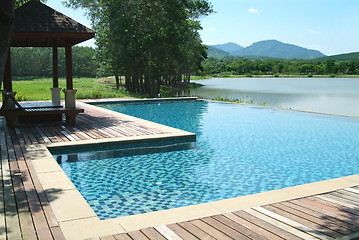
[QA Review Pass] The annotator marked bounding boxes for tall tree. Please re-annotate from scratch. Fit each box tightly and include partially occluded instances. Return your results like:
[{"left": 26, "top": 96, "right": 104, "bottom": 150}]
[{"left": 66, "top": 0, "right": 212, "bottom": 97}]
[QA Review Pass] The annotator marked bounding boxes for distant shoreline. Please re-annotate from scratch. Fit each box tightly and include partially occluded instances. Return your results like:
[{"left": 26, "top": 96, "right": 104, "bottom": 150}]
[{"left": 193, "top": 74, "right": 359, "bottom": 79}]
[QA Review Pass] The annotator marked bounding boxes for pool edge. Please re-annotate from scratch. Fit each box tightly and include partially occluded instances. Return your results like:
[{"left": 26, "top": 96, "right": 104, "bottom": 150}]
[{"left": 23, "top": 98, "right": 359, "bottom": 239}]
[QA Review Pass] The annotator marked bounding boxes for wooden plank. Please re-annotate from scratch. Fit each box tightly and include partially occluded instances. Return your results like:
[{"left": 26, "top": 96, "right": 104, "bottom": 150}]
[
  {"left": 2, "top": 165, "right": 22, "bottom": 240},
  {"left": 18, "top": 127, "right": 31, "bottom": 145},
  {"left": 50, "top": 226, "right": 66, "bottom": 240},
  {"left": 1, "top": 126, "right": 22, "bottom": 240},
  {"left": 35, "top": 127, "right": 51, "bottom": 143},
  {"left": 47, "top": 124, "right": 70, "bottom": 142},
  {"left": 30, "top": 126, "right": 46, "bottom": 144},
  {"left": 23, "top": 126, "right": 38, "bottom": 144},
  {"left": 18, "top": 211, "right": 37, "bottom": 239},
  {"left": 10, "top": 136, "right": 56, "bottom": 240},
  {"left": 127, "top": 230, "right": 150, "bottom": 240},
  {"left": 178, "top": 221, "right": 216, "bottom": 240},
  {"left": 346, "top": 187, "right": 359, "bottom": 194},
  {"left": 100, "top": 235, "right": 117, "bottom": 240},
  {"left": 201, "top": 216, "right": 250, "bottom": 240},
  {"left": 167, "top": 223, "right": 199, "bottom": 240},
  {"left": 317, "top": 195, "right": 359, "bottom": 209},
  {"left": 0, "top": 123, "right": 7, "bottom": 240},
  {"left": 244, "top": 208, "right": 319, "bottom": 240},
  {"left": 230, "top": 210, "right": 297, "bottom": 240},
  {"left": 309, "top": 196, "right": 359, "bottom": 217},
  {"left": 254, "top": 206, "right": 334, "bottom": 240},
  {"left": 113, "top": 233, "right": 133, "bottom": 240},
  {"left": 287, "top": 199, "right": 359, "bottom": 231},
  {"left": 190, "top": 219, "right": 232, "bottom": 240},
  {"left": 70, "top": 127, "right": 92, "bottom": 140},
  {"left": 330, "top": 190, "right": 359, "bottom": 205},
  {"left": 271, "top": 202, "right": 349, "bottom": 236},
  {"left": 61, "top": 126, "right": 81, "bottom": 141},
  {"left": 154, "top": 225, "right": 183, "bottom": 240},
  {"left": 39, "top": 125, "right": 62, "bottom": 143},
  {"left": 141, "top": 227, "right": 167, "bottom": 240}
]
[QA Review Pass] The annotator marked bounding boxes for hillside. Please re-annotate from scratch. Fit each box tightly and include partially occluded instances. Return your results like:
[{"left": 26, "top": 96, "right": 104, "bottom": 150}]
[
  {"left": 315, "top": 52, "right": 359, "bottom": 61},
  {"left": 207, "top": 40, "right": 326, "bottom": 59},
  {"left": 211, "top": 42, "right": 244, "bottom": 54},
  {"left": 205, "top": 45, "right": 231, "bottom": 58}
]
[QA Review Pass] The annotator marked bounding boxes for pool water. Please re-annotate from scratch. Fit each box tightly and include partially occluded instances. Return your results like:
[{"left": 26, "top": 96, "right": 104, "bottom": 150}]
[{"left": 54, "top": 101, "right": 359, "bottom": 220}]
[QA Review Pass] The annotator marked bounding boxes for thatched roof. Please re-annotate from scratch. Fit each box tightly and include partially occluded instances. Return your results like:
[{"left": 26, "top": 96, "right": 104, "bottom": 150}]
[{"left": 11, "top": 0, "right": 95, "bottom": 47}]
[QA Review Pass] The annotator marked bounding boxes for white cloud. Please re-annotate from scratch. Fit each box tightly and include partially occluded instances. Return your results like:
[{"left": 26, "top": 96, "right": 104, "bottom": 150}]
[
  {"left": 307, "top": 29, "right": 322, "bottom": 35},
  {"left": 248, "top": 8, "right": 259, "bottom": 14}
]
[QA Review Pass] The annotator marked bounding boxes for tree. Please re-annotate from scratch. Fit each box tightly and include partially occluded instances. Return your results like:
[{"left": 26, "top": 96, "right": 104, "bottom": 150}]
[
  {"left": 0, "top": 0, "right": 47, "bottom": 90},
  {"left": 66, "top": 0, "right": 212, "bottom": 97}
]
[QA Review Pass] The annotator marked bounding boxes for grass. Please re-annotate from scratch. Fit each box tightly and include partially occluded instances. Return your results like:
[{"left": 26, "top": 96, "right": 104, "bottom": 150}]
[
  {"left": 212, "top": 96, "right": 266, "bottom": 106},
  {"left": 12, "top": 77, "right": 141, "bottom": 101}
]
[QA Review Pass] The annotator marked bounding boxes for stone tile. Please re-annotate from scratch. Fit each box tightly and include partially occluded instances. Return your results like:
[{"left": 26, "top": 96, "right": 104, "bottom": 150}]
[
  {"left": 47, "top": 189, "right": 97, "bottom": 222},
  {"left": 210, "top": 188, "right": 298, "bottom": 213},
  {"left": 116, "top": 203, "right": 220, "bottom": 232},
  {"left": 60, "top": 217, "right": 125, "bottom": 240},
  {"left": 37, "top": 171, "right": 76, "bottom": 191}
]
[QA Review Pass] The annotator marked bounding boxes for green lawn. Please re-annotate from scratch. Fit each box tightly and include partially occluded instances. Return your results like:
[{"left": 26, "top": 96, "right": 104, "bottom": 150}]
[{"left": 12, "top": 78, "right": 140, "bottom": 101}]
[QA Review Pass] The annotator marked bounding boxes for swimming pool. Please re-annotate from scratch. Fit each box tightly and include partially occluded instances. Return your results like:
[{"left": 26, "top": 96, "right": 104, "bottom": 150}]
[{"left": 53, "top": 100, "right": 359, "bottom": 220}]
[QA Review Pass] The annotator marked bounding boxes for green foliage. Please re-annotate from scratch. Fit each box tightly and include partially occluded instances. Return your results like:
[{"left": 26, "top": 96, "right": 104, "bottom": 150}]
[
  {"left": 15, "top": 0, "right": 47, "bottom": 8},
  {"left": 67, "top": 0, "right": 213, "bottom": 97},
  {"left": 200, "top": 57, "right": 359, "bottom": 76},
  {"left": 12, "top": 78, "right": 136, "bottom": 101},
  {"left": 11, "top": 46, "right": 97, "bottom": 78},
  {"left": 212, "top": 96, "right": 266, "bottom": 106},
  {"left": 316, "top": 52, "right": 359, "bottom": 62}
]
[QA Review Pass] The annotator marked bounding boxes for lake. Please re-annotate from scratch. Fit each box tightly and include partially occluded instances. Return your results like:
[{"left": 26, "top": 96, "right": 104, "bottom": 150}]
[{"left": 190, "top": 78, "right": 359, "bottom": 117}]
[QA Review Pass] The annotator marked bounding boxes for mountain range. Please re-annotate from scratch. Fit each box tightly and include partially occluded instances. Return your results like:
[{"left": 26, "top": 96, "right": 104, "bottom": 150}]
[{"left": 206, "top": 40, "right": 326, "bottom": 59}]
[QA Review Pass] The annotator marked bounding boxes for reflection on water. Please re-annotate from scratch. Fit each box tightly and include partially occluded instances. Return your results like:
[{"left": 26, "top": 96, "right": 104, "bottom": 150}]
[{"left": 188, "top": 78, "right": 359, "bottom": 116}]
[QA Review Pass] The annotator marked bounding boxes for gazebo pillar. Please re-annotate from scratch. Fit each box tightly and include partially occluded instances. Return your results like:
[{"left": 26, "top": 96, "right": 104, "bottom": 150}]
[
  {"left": 3, "top": 49, "right": 13, "bottom": 92},
  {"left": 63, "top": 44, "right": 77, "bottom": 108},
  {"left": 51, "top": 40, "right": 62, "bottom": 106},
  {"left": 2, "top": 49, "right": 16, "bottom": 110}
]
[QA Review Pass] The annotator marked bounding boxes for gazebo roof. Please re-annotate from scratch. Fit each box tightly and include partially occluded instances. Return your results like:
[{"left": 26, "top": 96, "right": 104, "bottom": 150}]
[{"left": 11, "top": 0, "right": 95, "bottom": 47}]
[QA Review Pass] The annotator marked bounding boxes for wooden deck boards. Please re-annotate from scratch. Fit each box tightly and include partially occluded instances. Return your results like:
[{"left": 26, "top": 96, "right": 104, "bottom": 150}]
[
  {"left": 0, "top": 103, "right": 167, "bottom": 239},
  {"left": 106, "top": 192, "right": 359, "bottom": 240},
  {"left": 1, "top": 102, "right": 359, "bottom": 239}
]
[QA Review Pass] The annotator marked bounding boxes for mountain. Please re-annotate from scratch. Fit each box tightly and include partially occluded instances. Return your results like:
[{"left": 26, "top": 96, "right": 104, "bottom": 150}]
[
  {"left": 211, "top": 42, "right": 244, "bottom": 54},
  {"left": 205, "top": 45, "right": 231, "bottom": 58},
  {"left": 315, "top": 52, "right": 359, "bottom": 62},
  {"left": 207, "top": 40, "right": 326, "bottom": 59}
]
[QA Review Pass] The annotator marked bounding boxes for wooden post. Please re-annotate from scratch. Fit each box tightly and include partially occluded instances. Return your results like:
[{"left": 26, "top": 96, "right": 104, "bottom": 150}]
[
  {"left": 52, "top": 40, "right": 59, "bottom": 88},
  {"left": 3, "top": 48, "right": 12, "bottom": 92},
  {"left": 65, "top": 44, "right": 73, "bottom": 90}
]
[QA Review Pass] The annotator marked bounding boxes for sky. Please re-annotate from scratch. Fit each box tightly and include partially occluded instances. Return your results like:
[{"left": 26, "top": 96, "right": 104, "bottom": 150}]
[{"left": 46, "top": 0, "right": 359, "bottom": 56}]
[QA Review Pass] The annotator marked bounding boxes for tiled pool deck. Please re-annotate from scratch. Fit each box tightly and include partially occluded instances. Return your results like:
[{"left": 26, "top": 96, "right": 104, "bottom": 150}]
[{"left": 1, "top": 98, "right": 359, "bottom": 239}]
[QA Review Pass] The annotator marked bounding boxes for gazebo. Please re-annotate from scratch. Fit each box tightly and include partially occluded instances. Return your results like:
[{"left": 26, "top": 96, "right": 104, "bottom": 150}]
[{"left": 3, "top": 0, "right": 95, "bottom": 108}]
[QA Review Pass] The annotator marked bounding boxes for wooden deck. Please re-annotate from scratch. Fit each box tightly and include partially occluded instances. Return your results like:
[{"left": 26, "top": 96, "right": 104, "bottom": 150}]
[
  {"left": 100, "top": 189, "right": 359, "bottom": 240},
  {"left": 1, "top": 100, "right": 359, "bottom": 239}
]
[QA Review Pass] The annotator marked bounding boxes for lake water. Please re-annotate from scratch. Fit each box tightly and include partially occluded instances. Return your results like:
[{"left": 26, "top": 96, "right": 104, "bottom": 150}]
[{"left": 190, "top": 78, "right": 359, "bottom": 116}]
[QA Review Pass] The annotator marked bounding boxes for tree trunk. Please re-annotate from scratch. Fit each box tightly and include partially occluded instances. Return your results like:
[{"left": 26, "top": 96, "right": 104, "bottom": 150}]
[
  {"left": 115, "top": 73, "right": 120, "bottom": 89},
  {"left": 0, "top": 0, "right": 15, "bottom": 90}
]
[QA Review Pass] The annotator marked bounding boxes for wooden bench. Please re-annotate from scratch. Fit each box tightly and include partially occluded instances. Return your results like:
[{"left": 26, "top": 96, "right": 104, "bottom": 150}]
[
  {"left": 0, "top": 93, "right": 84, "bottom": 128},
  {"left": 1, "top": 107, "right": 84, "bottom": 128}
]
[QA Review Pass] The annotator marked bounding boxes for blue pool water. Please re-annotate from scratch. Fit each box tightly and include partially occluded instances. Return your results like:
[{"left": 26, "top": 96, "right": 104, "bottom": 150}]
[{"left": 53, "top": 101, "right": 359, "bottom": 219}]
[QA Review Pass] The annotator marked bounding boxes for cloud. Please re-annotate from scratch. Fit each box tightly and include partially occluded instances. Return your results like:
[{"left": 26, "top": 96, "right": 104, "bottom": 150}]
[
  {"left": 248, "top": 8, "right": 259, "bottom": 14},
  {"left": 307, "top": 29, "right": 322, "bottom": 35}
]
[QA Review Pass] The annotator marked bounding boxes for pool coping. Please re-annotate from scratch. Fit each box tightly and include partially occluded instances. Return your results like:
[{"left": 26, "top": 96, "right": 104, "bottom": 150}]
[{"left": 24, "top": 99, "right": 359, "bottom": 240}]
